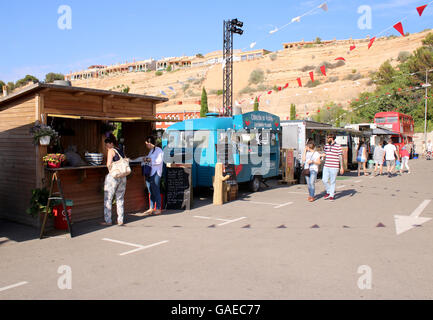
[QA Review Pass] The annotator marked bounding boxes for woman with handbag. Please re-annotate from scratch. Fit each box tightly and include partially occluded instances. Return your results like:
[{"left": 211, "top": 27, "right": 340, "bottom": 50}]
[
  {"left": 101, "top": 135, "right": 128, "bottom": 226},
  {"left": 142, "top": 136, "right": 164, "bottom": 216},
  {"left": 302, "top": 141, "right": 321, "bottom": 202}
]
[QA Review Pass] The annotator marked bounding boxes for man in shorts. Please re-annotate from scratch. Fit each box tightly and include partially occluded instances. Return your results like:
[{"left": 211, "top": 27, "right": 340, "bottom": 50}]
[
  {"left": 373, "top": 139, "right": 385, "bottom": 176},
  {"left": 383, "top": 139, "right": 400, "bottom": 177}
]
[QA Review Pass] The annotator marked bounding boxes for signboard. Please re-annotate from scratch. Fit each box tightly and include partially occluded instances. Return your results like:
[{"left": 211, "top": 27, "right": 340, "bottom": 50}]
[{"left": 165, "top": 165, "right": 192, "bottom": 210}]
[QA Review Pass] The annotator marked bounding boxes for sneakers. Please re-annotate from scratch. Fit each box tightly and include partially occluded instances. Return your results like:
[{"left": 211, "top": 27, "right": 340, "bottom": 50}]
[
  {"left": 324, "top": 193, "right": 330, "bottom": 200},
  {"left": 308, "top": 196, "right": 315, "bottom": 202},
  {"left": 328, "top": 197, "right": 335, "bottom": 201}
]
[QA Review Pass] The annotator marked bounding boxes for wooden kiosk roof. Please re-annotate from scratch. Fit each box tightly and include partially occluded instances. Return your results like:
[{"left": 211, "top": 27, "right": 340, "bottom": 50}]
[{"left": 0, "top": 82, "right": 170, "bottom": 122}]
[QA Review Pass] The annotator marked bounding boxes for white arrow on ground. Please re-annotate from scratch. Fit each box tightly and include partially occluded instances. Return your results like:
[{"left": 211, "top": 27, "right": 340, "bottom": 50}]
[{"left": 394, "top": 200, "right": 432, "bottom": 235}]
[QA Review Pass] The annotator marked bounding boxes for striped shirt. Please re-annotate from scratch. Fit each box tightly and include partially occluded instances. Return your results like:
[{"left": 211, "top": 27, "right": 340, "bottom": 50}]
[{"left": 324, "top": 143, "right": 342, "bottom": 169}]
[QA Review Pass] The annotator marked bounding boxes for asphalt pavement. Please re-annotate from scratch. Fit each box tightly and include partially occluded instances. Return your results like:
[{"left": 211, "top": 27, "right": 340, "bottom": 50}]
[{"left": 1, "top": 159, "right": 433, "bottom": 300}]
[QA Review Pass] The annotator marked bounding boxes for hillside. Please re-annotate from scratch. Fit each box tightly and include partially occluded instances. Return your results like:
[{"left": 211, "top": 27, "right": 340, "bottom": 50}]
[{"left": 69, "top": 30, "right": 430, "bottom": 119}]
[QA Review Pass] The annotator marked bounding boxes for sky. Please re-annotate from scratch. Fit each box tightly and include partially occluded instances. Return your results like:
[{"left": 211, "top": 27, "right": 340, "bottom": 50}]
[{"left": 1, "top": 0, "right": 432, "bottom": 83}]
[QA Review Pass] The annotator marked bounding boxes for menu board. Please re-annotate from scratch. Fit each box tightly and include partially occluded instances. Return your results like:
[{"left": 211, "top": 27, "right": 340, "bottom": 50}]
[
  {"left": 165, "top": 166, "right": 192, "bottom": 210},
  {"left": 224, "top": 164, "right": 237, "bottom": 186}
]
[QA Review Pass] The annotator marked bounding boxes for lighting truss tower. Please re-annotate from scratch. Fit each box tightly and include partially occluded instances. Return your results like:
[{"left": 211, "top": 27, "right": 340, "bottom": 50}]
[{"left": 223, "top": 19, "right": 243, "bottom": 117}]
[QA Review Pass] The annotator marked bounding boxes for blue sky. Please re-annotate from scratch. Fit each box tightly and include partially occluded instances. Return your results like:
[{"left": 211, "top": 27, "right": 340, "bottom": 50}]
[{"left": 1, "top": 0, "right": 432, "bottom": 82}]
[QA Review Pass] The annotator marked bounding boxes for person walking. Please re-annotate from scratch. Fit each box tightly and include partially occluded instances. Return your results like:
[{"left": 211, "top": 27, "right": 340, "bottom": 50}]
[
  {"left": 302, "top": 142, "right": 321, "bottom": 202},
  {"left": 142, "top": 136, "right": 164, "bottom": 216},
  {"left": 372, "top": 139, "right": 385, "bottom": 176},
  {"left": 383, "top": 139, "right": 400, "bottom": 177},
  {"left": 357, "top": 140, "right": 369, "bottom": 176},
  {"left": 101, "top": 135, "right": 127, "bottom": 226},
  {"left": 427, "top": 140, "right": 433, "bottom": 158},
  {"left": 399, "top": 145, "right": 411, "bottom": 174},
  {"left": 321, "top": 134, "right": 344, "bottom": 201}
]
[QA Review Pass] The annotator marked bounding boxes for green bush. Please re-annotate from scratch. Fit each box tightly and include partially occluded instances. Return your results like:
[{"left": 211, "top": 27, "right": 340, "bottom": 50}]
[
  {"left": 326, "top": 76, "right": 339, "bottom": 83},
  {"left": 397, "top": 51, "right": 411, "bottom": 62},
  {"left": 300, "top": 65, "right": 315, "bottom": 72},
  {"left": 248, "top": 69, "right": 265, "bottom": 85},
  {"left": 155, "top": 71, "right": 163, "bottom": 76},
  {"left": 305, "top": 80, "right": 322, "bottom": 88},
  {"left": 270, "top": 54, "right": 277, "bottom": 61},
  {"left": 344, "top": 73, "right": 363, "bottom": 81}
]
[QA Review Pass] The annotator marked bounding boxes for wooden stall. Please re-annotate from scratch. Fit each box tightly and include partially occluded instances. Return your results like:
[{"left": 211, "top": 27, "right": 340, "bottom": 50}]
[{"left": 0, "top": 83, "right": 168, "bottom": 230}]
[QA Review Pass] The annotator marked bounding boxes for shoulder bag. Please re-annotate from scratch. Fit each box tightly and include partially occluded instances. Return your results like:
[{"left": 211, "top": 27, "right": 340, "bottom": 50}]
[{"left": 109, "top": 149, "right": 131, "bottom": 178}]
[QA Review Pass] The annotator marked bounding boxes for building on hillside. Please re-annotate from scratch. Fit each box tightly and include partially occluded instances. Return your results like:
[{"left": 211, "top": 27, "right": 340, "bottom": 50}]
[
  {"left": 281, "top": 37, "right": 374, "bottom": 49},
  {"left": 239, "top": 49, "right": 272, "bottom": 61},
  {"left": 190, "top": 49, "right": 270, "bottom": 67},
  {"left": 65, "top": 59, "right": 157, "bottom": 81},
  {"left": 156, "top": 56, "right": 194, "bottom": 71}
]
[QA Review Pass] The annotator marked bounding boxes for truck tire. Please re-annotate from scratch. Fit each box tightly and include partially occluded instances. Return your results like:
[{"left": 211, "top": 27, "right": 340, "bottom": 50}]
[{"left": 249, "top": 176, "right": 261, "bottom": 192}]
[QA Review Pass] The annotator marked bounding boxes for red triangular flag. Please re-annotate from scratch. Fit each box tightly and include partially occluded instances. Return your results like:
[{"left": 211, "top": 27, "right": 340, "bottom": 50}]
[
  {"left": 393, "top": 22, "right": 405, "bottom": 37},
  {"left": 417, "top": 5, "right": 427, "bottom": 16},
  {"left": 284, "top": 83, "right": 289, "bottom": 89},
  {"left": 268, "top": 90, "right": 273, "bottom": 95},
  {"left": 297, "top": 78, "right": 302, "bottom": 87},
  {"left": 278, "top": 86, "right": 282, "bottom": 91},
  {"left": 335, "top": 57, "right": 346, "bottom": 61},
  {"left": 350, "top": 45, "right": 356, "bottom": 51},
  {"left": 309, "top": 71, "right": 314, "bottom": 83},
  {"left": 320, "top": 65, "right": 326, "bottom": 76},
  {"left": 368, "top": 37, "right": 376, "bottom": 49}
]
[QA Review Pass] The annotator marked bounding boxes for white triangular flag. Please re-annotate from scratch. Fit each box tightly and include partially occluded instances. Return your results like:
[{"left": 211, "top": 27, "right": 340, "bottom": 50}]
[
  {"left": 291, "top": 16, "right": 301, "bottom": 23},
  {"left": 250, "top": 42, "right": 257, "bottom": 49},
  {"left": 319, "top": 2, "right": 328, "bottom": 11},
  {"left": 269, "top": 27, "right": 278, "bottom": 34},
  {"left": 266, "top": 100, "right": 270, "bottom": 105}
]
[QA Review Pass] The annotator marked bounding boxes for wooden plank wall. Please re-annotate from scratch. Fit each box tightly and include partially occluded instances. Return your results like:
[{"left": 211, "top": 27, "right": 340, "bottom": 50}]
[
  {"left": 44, "top": 91, "right": 155, "bottom": 118},
  {"left": 0, "top": 96, "right": 38, "bottom": 226},
  {"left": 48, "top": 165, "right": 148, "bottom": 223},
  {"left": 122, "top": 122, "right": 153, "bottom": 159}
]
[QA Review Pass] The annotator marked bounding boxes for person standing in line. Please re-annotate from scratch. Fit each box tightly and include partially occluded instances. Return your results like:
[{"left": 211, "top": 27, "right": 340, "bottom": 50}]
[
  {"left": 383, "top": 139, "right": 400, "bottom": 177},
  {"left": 321, "top": 134, "right": 344, "bottom": 202},
  {"left": 302, "top": 142, "right": 321, "bottom": 202},
  {"left": 357, "top": 140, "right": 369, "bottom": 176},
  {"left": 399, "top": 145, "right": 411, "bottom": 174},
  {"left": 372, "top": 139, "right": 385, "bottom": 176},
  {"left": 101, "top": 134, "right": 127, "bottom": 226},
  {"left": 142, "top": 136, "right": 164, "bottom": 216}
]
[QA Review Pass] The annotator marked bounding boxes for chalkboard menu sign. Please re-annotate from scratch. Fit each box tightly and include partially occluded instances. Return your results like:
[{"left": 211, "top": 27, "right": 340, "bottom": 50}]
[
  {"left": 224, "top": 164, "right": 237, "bottom": 186},
  {"left": 165, "top": 165, "right": 192, "bottom": 210}
]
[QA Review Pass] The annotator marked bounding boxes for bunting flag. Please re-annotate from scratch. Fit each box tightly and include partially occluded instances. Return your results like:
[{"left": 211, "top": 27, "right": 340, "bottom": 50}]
[
  {"left": 297, "top": 78, "right": 302, "bottom": 87},
  {"left": 160, "top": 90, "right": 167, "bottom": 96},
  {"left": 291, "top": 16, "right": 301, "bottom": 23},
  {"left": 319, "top": 2, "right": 328, "bottom": 12},
  {"left": 269, "top": 27, "right": 279, "bottom": 34},
  {"left": 368, "top": 37, "right": 376, "bottom": 49},
  {"left": 250, "top": 42, "right": 257, "bottom": 49},
  {"left": 284, "top": 83, "right": 289, "bottom": 89},
  {"left": 309, "top": 71, "right": 315, "bottom": 82},
  {"left": 268, "top": 90, "right": 273, "bottom": 94},
  {"left": 320, "top": 65, "right": 327, "bottom": 76},
  {"left": 417, "top": 4, "right": 428, "bottom": 16},
  {"left": 393, "top": 22, "right": 405, "bottom": 37},
  {"left": 278, "top": 86, "right": 282, "bottom": 91},
  {"left": 350, "top": 45, "right": 356, "bottom": 51},
  {"left": 335, "top": 57, "right": 346, "bottom": 61}
]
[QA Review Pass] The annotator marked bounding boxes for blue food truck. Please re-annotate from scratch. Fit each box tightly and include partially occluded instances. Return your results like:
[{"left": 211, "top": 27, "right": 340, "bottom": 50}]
[{"left": 162, "top": 111, "right": 281, "bottom": 192}]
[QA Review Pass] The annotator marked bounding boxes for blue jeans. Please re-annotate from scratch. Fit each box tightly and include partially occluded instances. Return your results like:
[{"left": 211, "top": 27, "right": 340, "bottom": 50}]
[
  {"left": 146, "top": 173, "right": 161, "bottom": 210},
  {"left": 305, "top": 170, "right": 318, "bottom": 197},
  {"left": 322, "top": 167, "right": 339, "bottom": 198}
]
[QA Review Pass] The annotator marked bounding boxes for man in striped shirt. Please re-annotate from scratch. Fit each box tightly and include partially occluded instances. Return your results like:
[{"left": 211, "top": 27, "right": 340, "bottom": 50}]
[{"left": 321, "top": 134, "right": 344, "bottom": 201}]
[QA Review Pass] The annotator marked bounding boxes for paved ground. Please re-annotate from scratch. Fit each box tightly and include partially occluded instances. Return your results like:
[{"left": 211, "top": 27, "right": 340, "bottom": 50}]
[{"left": 1, "top": 159, "right": 433, "bottom": 300}]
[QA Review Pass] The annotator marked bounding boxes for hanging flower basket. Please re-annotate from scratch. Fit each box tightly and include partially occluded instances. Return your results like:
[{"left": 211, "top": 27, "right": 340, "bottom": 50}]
[
  {"left": 47, "top": 161, "right": 61, "bottom": 168},
  {"left": 43, "top": 154, "right": 66, "bottom": 168},
  {"left": 39, "top": 135, "right": 51, "bottom": 146}
]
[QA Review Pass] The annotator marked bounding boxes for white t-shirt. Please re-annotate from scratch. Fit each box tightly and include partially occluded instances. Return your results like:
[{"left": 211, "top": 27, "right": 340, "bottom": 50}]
[
  {"left": 427, "top": 143, "right": 432, "bottom": 152},
  {"left": 304, "top": 151, "right": 320, "bottom": 172},
  {"left": 384, "top": 144, "right": 397, "bottom": 161}
]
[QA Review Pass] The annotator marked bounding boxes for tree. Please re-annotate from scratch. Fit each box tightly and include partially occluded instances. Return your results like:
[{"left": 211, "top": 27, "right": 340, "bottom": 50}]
[
  {"left": 253, "top": 97, "right": 259, "bottom": 111},
  {"left": 248, "top": 69, "right": 265, "bottom": 85},
  {"left": 15, "top": 75, "right": 39, "bottom": 88},
  {"left": 45, "top": 73, "right": 65, "bottom": 83},
  {"left": 7, "top": 82, "right": 15, "bottom": 92},
  {"left": 422, "top": 32, "right": 433, "bottom": 49},
  {"left": 0, "top": 80, "right": 5, "bottom": 94},
  {"left": 290, "top": 104, "right": 296, "bottom": 120},
  {"left": 200, "top": 87, "right": 208, "bottom": 118},
  {"left": 373, "top": 61, "right": 396, "bottom": 85},
  {"left": 315, "top": 37, "right": 322, "bottom": 44}
]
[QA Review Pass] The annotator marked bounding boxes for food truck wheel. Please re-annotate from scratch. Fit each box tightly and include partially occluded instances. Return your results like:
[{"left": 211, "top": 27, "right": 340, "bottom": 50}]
[{"left": 249, "top": 176, "right": 261, "bottom": 192}]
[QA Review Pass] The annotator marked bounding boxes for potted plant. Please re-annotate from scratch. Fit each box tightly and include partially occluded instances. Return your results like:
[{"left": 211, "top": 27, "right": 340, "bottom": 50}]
[
  {"left": 30, "top": 121, "right": 60, "bottom": 146},
  {"left": 43, "top": 153, "right": 66, "bottom": 168},
  {"left": 26, "top": 188, "right": 51, "bottom": 217}
]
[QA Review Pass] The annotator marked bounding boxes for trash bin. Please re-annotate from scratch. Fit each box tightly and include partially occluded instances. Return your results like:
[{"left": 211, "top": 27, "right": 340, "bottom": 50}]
[{"left": 52, "top": 200, "right": 73, "bottom": 230}]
